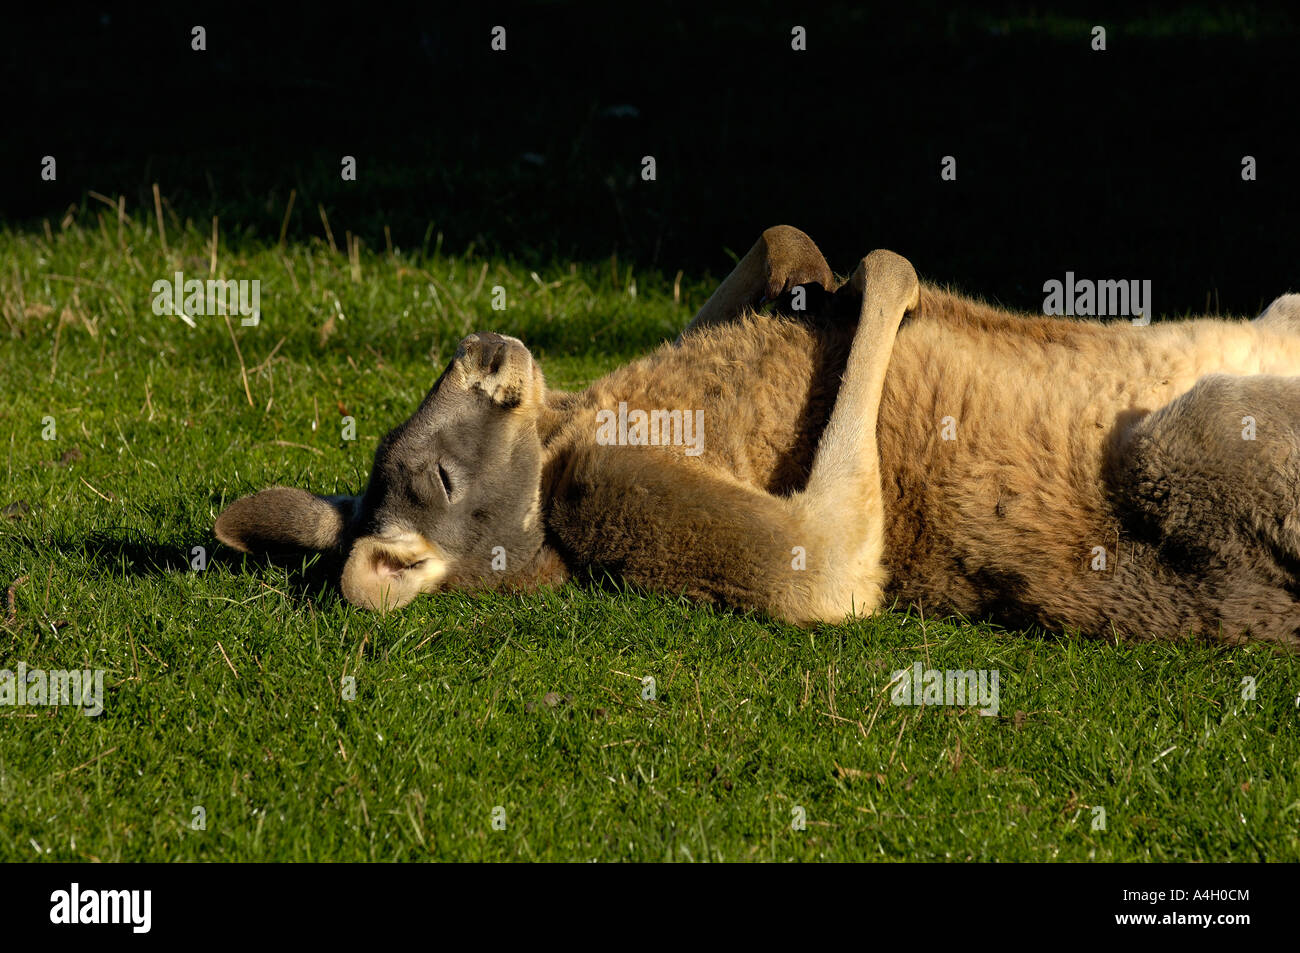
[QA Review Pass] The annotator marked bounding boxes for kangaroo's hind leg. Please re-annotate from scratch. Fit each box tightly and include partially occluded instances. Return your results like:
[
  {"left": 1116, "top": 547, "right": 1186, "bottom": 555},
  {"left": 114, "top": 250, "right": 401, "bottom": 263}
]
[{"left": 1112, "top": 373, "right": 1300, "bottom": 644}]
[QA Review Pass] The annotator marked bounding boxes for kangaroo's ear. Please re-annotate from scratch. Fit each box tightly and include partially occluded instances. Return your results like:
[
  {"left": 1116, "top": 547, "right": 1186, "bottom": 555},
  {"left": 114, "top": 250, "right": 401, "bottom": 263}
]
[{"left": 215, "top": 487, "right": 357, "bottom": 553}]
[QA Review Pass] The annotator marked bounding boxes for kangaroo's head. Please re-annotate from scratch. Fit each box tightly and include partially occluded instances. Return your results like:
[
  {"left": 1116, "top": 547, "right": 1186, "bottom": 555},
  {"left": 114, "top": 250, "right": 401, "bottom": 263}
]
[{"left": 215, "top": 332, "right": 553, "bottom": 610}]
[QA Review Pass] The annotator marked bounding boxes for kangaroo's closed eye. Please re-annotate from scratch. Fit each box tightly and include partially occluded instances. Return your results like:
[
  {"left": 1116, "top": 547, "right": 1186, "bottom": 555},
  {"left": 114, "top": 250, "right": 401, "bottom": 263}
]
[{"left": 437, "top": 462, "right": 454, "bottom": 501}]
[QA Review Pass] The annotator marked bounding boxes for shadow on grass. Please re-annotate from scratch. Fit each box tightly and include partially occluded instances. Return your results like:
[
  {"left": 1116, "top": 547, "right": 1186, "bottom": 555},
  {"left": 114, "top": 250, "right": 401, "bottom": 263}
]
[{"left": 46, "top": 530, "right": 348, "bottom": 604}]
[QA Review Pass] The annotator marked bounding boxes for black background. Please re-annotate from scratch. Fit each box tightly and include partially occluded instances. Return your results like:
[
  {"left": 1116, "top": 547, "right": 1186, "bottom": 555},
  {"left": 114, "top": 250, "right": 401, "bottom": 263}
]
[
  {"left": 7, "top": 861, "right": 1277, "bottom": 939},
  {"left": 5, "top": 1, "right": 1299, "bottom": 314}
]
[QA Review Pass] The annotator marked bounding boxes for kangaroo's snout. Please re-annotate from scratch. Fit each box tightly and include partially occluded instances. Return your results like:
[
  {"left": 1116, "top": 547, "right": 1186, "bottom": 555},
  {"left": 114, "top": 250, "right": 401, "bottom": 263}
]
[{"left": 451, "top": 333, "right": 537, "bottom": 408}]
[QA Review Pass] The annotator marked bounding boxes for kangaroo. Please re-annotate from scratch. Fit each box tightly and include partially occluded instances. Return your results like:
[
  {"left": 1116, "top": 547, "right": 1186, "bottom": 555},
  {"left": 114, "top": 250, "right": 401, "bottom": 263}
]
[{"left": 215, "top": 227, "right": 1300, "bottom": 645}]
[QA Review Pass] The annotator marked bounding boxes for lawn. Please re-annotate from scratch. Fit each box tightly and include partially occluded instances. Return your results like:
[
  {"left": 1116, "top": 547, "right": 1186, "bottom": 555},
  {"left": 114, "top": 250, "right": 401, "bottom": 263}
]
[{"left": 0, "top": 203, "right": 1296, "bottom": 862}]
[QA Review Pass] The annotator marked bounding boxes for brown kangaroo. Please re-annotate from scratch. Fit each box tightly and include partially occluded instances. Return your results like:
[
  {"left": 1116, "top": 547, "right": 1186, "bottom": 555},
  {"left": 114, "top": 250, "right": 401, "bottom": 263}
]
[{"left": 216, "top": 227, "right": 1300, "bottom": 645}]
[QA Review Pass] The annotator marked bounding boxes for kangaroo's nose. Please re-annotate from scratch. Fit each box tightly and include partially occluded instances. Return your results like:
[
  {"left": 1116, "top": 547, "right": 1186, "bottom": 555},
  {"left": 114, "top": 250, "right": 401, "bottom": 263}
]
[{"left": 457, "top": 332, "right": 510, "bottom": 373}]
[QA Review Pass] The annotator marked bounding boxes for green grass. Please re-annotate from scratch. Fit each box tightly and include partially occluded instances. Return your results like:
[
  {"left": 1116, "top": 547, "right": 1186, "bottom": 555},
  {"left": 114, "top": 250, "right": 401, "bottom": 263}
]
[{"left": 1, "top": 204, "right": 1297, "bottom": 862}]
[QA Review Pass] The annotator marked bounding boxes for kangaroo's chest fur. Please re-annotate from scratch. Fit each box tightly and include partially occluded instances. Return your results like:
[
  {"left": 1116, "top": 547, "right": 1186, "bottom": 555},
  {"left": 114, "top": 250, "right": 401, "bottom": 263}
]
[{"left": 542, "top": 286, "right": 1300, "bottom": 636}]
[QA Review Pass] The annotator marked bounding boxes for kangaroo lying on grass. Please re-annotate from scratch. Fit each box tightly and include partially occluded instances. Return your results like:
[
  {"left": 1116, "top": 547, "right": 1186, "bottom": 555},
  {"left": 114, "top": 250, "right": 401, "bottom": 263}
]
[{"left": 216, "top": 227, "right": 1300, "bottom": 645}]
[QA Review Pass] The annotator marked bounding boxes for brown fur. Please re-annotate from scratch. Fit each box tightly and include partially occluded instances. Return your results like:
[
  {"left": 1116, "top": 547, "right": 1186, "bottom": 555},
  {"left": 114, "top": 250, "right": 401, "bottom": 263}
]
[{"left": 532, "top": 287, "right": 1300, "bottom": 643}]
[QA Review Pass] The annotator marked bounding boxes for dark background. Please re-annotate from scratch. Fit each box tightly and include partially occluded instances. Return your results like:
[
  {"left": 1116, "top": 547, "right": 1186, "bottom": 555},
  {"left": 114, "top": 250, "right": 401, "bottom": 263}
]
[{"left": 6, "top": 1, "right": 1299, "bottom": 314}]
